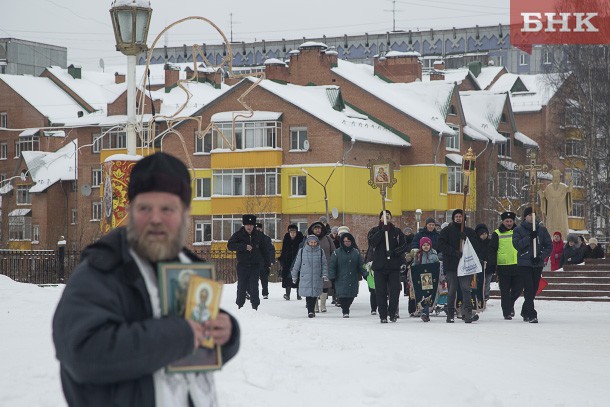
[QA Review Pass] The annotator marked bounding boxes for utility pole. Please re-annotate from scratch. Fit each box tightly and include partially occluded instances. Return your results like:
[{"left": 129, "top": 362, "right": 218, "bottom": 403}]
[
  {"left": 384, "top": 0, "right": 401, "bottom": 32},
  {"left": 230, "top": 13, "right": 234, "bottom": 43}
]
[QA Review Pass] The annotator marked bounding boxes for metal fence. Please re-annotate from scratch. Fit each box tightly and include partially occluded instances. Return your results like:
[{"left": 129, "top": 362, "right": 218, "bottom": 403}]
[{"left": 0, "top": 248, "right": 287, "bottom": 285}]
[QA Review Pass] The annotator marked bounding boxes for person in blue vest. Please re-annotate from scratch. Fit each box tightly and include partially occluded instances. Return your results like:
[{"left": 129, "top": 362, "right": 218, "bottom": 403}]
[
  {"left": 512, "top": 207, "right": 552, "bottom": 323},
  {"left": 487, "top": 211, "right": 522, "bottom": 319}
]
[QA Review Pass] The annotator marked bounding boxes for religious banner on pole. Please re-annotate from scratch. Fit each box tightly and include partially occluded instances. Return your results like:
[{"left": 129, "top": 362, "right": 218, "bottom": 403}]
[{"left": 367, "top": 156, "right": 398, "bottom": 259}]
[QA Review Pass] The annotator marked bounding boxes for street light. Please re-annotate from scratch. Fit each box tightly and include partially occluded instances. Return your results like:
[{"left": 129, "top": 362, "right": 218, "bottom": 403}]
[
  {"left": 110, "top": 0, "right": 153, "bottom": 155},
  {"left": 301, "top": 163, "right": 339, "bottom": 222},
  {"left": 415, "top": 208, "right": 422, "bottom": 231}
]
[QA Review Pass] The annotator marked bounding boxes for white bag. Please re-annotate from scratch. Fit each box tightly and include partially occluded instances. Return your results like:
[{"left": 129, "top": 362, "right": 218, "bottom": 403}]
[{"left": 457, "top": 237, "right": 483, "bottom": 276}]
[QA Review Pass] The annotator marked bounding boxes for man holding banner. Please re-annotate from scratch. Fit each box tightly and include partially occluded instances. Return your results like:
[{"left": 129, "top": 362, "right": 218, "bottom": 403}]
[{"left": 438, "top": 209, "right": 478, "bottom": 323}]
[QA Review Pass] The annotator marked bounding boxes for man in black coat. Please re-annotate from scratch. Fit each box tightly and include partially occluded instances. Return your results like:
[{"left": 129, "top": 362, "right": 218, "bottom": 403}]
[
  {"left": 367, "top": 210, "right": 409, "bottom": 323},
  {"left": 410, "top": 217, "right": 440, "bottom": 251},
  {"left": 256, "top": 222, "right": 276, "bottom": 300},
  {"left": 438, "top": 209, "right": 478, "bottom": 323},
  {"left": 278, "top": 224, "right": 305, "bottom": 300},
  {"left": 228, "top": 214, "right": 270, "bottom": 310},
  {"left": 52, "top": 153, "right": 240, "bottom": 406}
]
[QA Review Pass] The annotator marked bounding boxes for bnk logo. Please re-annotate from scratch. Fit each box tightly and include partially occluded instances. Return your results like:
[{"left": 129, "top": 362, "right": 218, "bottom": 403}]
[{"left": 510, "top": 0, "right": 610, "bottom": 53}]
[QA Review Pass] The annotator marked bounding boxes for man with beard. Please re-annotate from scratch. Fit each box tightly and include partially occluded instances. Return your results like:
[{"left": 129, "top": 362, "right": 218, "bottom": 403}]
[
  {"left": 487, "top": 211, "right": 522, "bottom": 320},
  {"left": 228, "top": 214, "right": 269, "bottom": 310},
  {"left": 367, "top": 210, "right": 409, "bottom": 323},
  {"left": 438, "top": 209, "right": 478, "bottom": 323},
  {"left": 52, "top": 152, "right": 240, "bottom": 407}
]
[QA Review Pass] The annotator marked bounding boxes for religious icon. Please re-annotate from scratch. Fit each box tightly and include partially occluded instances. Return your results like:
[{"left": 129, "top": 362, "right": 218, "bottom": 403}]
[
  {"left": 374, "top": 164, "right": 390, "bottom": 184},
  {"left": 421, "top": 273, "right": 433, "bottom": 290},
  {"left": 185, "top": 276, "right": 222, "bottom": 349}
]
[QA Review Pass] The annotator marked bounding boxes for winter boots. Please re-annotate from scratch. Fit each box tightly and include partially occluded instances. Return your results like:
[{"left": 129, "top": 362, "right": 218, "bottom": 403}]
[
  {"left": 319, "top": 293, "right": 328, "bottom": 312},
  {"left": 446, "top": 309, "right": 455, "bottom": 323}
]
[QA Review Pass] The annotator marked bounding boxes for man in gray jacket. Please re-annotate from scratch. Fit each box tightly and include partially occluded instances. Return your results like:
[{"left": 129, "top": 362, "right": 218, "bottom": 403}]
[{"left": 53, "top": 153, "right": 240, "bottom": 406}]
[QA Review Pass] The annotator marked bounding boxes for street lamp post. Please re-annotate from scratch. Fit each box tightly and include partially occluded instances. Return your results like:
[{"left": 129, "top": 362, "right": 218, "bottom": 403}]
[
  {"left": 301, "top": 163, "right": 339, "bottom": 222},
  {"left": 415, "top": 208, "right": 422, "bottom": 231},
  {"left": 110, "top": 0, "right": 153, "bottom": 155}
]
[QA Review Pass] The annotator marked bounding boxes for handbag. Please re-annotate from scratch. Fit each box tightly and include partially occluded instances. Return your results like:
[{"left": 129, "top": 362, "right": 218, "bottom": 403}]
[{"left": 457, "top": 237, "right": 483, "bottom": 276}]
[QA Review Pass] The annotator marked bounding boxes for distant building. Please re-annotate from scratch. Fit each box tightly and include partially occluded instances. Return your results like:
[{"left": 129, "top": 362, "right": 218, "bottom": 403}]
[{"left": 0, "top": 38, "right": 67, "bottom": 76}]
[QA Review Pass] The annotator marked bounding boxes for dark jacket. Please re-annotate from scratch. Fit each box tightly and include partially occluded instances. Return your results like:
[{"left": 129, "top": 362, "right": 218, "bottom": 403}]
[
  {"left": 367, "top": 222, "right": 409, "bottom": 272},
  {"left": 278, "top": 231, "right": 305, "bottom": 272},
  {"left": 512, "top": 221, "right": 553, "bottom": 268},
  {"left": 438, "top": 222, "right": 477, "bottom": 273},
  {"left": 328, "top": 234, "right": 366, "bottom": 298},
  {"left": 227, "top": 227, "right": 269, "bottom": 267},
  {"left": 584, "top": 244, "right": 605, "bottom": 259},
  {"left": 52, "top": 227, "right": 240, "bottom": 407},
  {"left": 560, "top": 242, "right": 586, "bottom": 267},
  {"left": 473, "top": 224, "right": 491, "bottom": 273},
  {"left": 261, "top": 232, "right": 275, "bottom": 268},
  {"left": 410, "top": 228, "right": 440, "bottom": 251}
]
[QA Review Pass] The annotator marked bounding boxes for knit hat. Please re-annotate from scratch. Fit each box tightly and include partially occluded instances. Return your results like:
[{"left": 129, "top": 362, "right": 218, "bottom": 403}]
[
  {"left": 451, "top": 209, "right": 464, "bottom": 222},
  {"left": 566, "top": 234, "right": 578, "bottom": 244},
  {"left": 425, "top": 217, "right": 436, "bottom": 226},
  {"left": 523, "top": 207, "right": 533, "bottom": 218},
  {"left": 242, "top": 214, "right": 257, "bottom": 225},
  {"left": 501, "top": 211, "right": 516, "bottom": 221},
  {"left": 419, "top": 236, "right": 432, "bottom": 250},
  {"left": 475, "top": 223, "right": 489, "bottom": 237},
  {"left": 331, "top": 226, "right": 339, "bottom": 234},
  {"left": 319, "top": 216, "right": 328, "bottom": 223},
  {"left": 379, "top": 210, "right": 392, "bottom": 219},
  {"left": 403, "top": 227, "right": 413, "bottom": 235},
  {"left": 128, "top": 152, "right": 191, "bottom": 206},
  {"left": 288, "top": 224, "right": 298, "bottom": 231},
  {"left": 306, "top": 235, "right": 319, "bottom": 244},
  {"left": 337, "top": 226, "right": 350, "bottom": 236}
]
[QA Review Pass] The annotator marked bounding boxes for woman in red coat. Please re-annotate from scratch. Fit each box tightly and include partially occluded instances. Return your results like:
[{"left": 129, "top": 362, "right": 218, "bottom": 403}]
[{"left": 549, "top": 231, "right": 564, "bottom": 271}]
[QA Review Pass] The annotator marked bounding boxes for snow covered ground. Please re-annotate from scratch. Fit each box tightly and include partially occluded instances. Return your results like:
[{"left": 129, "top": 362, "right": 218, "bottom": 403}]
[{"left": 1, "top": 274, "right": 609, "bottom": 406}]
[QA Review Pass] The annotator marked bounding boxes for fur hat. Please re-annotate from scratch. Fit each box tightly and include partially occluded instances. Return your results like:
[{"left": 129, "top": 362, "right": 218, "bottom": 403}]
[
  {"left": 501, "top": 211, "right": 516, "bottom": 221},
  {"left": 566, "top": 234, "right": 579, "bottom": 244},
  {"left": 128, "top": 152, "right": 191, "bottom": 206},
  {"left": 403, "top": 227, "right": 413, "bottom": 235},
  {"left": 589, "top": 237, "right": 598, "bottom": 245},
  {"left": 451, "top": 209, "right": 464, "bottom": 222},
  {"left": 425, "top": 217, "right": 436, "bottom": 226},
  {"left": 255, "top": 222, "right": 263, "bottom": 229},
  {"left": 242, "top": 214, "right": 257, "bottom": 225},
  {"left": 523, "top": 207, "right": 533, "bottom": 218},
  {"left": 337, "top": 226, "right": 350, "bottom": 236}
]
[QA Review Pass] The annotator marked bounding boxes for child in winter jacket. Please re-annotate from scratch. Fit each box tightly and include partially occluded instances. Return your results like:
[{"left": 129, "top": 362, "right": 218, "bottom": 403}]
[
  {"left": 549, "top": 231, "right": 564, "bottom": 271},
  {"left": 411, "top": 237, "right": 440, "bottom": 322},
  {"left": 291, "top": 235, "right": 329, "bottom": 318}
]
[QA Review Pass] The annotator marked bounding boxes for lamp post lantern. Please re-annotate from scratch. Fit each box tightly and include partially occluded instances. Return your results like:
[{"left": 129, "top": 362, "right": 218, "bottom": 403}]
[
  {"left": 415, "top": 208, "right": 422, "bottom": 231},
  {"left": 110, "top": 0, "right": 153, "bottom": 155}
]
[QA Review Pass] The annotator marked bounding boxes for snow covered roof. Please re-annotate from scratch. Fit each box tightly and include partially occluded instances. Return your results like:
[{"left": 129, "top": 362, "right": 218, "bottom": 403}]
[
  {"left": 264, "top": 58, "right": 287, "bottom": 66},
  {"left": 385, "top": 51, "right": 421, "bottom": 58},
  {"left": 514, "top": 131, "right": 539, "bottom": 148},
  {"left": 459, "top": 91, "right": 508, "bottom": 144},
  {"left": 299, "top": 41, "right": 328, "bottom": 49},
  {"left": 250, "top": 78, "right": 410, "bottom": 147},
  {"left": 212, "top": 111, "right": 282, "bottom": 122},
  {"left": 488, "top": 73, "right": 523, "bottom": 93},
  {"left": 489, "top": 73, "right": 565, "bottom": 113},
  {"left": 422, "top": 66, "right": 503, "bottom": 90},
  {"left": 8, "top": 209, "right": 31, "bottom": 216},
  {"left": 445, "top": 153, "right": 463, "bottom": 165},
  {"left": 150, "top": 81, "right": 232, "bottom": 119},
  {"left": 22, "top": 141, "right": 77, "bottom": 193},
  {"left": 498, "top": 160, "right": 517, "bottom": 170},
  {"left": 0, "top": 74, "right": 87, "bottom": 124},
  {"left": 474, "top": 66, "right": 505, "bottom": 90},
  {"left": 19, "top": 128, "right": 39, "bottom": 137},
  {"left": 332, "top": 59, "right": 457, "bottom": 136}
]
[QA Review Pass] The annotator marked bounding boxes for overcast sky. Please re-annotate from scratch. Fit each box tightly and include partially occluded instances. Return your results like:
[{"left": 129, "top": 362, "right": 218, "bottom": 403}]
[{"left": 0, "top": 0, "right": 509, "bottom": 70}]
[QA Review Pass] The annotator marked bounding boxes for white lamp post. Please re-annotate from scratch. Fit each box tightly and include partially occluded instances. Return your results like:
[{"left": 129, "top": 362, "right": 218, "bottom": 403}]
[
  {"left": 415, "top": 208, "right": 422, "bottom": 231},
  {"left": 110, "top": 0, "right": 153, "bottom": 155}
]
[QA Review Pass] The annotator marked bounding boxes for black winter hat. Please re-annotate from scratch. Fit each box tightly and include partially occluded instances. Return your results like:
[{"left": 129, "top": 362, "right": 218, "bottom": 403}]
[
  {"left": 425, "top": 217, "right": 436, "bottom": 226},
  {"left": 255, "top": 222, "right": 263, "bottom": 229},
  {"left": 242, "top": 214, "right": 257, "bottom": 225},
  {"left": 287, "top": 224, "right": 298, "bottom": 231},
  {"left": 501, "top": 211, "right": 516, "bottom": 221},
  {"left": 451, "top": 209, "right": 464, "bottom": 222},
  {"left": 523, "top": 207, "right": 533, "bottom": 218},
  {"left": 475, "top": 223, "right": 489, "bottom": 236},
  {"left": 128, "top": 152, "right": 191, "bottom": 206}
]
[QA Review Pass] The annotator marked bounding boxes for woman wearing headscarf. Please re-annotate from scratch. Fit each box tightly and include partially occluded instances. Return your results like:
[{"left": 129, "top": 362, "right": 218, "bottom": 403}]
[
  {"left": 329, "top": 233, "right": 367, "bottom": 318},
  {"left": 291, "top": 235, "right": 329, "bottom": 318}
]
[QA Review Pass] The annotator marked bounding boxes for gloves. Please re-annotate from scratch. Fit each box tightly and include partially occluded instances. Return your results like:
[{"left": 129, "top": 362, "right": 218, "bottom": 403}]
[
  {"left": 460, "top": 232, "right": 467, "bottom": 240},
  {"left": 530, "top": 230, "right": 538, "bottom": 239}
]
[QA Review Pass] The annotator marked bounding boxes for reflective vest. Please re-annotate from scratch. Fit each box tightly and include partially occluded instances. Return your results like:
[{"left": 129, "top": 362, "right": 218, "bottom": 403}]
[{"left": 495, "top": 228, "right": 518, "bottom": 265}]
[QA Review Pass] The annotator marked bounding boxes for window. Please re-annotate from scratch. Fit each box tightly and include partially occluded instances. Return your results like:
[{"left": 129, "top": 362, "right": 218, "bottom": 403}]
[
  {"left": 212, "top": 168, "right": 281, "bottom": 196},
  {"left": 212, "top": 214, "right": 281, "bottom": 241},
  {"left": 519, "top": 53, "right": 528, "bottom": 65},
  {"left": 92, "top": 202, "right": 102, "bottom": 221},
  {"left": 212, "top": 121, "right": 281, "bottom": 150},
  {"left": 498, "top": 133, "right": 511, "bottom": 158},
  {"left": 195, "top": 130, "right": 212, "bottom": 154},
  {"left": 500, "top": 113, "right": 507, "bottom": 123},
  {"left": 15, "top": 136, "right": 40, "bottom": 157},
  {"left": 445, "top": 125, "right": 460, "bottom": 151},
  {"left": 92, "top": 133, "right": 101, "bottom": 153},
  {"left": 100, "top": 127, "right": 126, "bottom": 150},
  {"left": 195, "top": 178, "right": 211, "bottom": 198},
  {"left": 498, "top": 171, "right": 521, "bottom": 198},
  {"left": 448, "top": 105, "right": 457, "bottom": 115},
  {"left": 194, "top": 221, "right": 212, "bottom": 243},
  {"left": 543, "top": 50, "right": 551, "bottom": 64},
  {"left": 447, "top": 166, "right": 462, "bottom": 193},
  {"left": 497, "top": 55, "right": 503, "bottom": 66},
  {"left": 565, "top": 104, "right": 581, "bottom": 127},
  {"left": 566, "top": 169, "right": 585, "bottom": 188},
  {"left": 9, "top": 215, "right": 31, "bottom": 240},
  {"left": 0, "top": 143, "right": 7, "bottom": 159},
  {"left": 92, "top": 168, "right": 102, "bottom": 188},
  {"left": 72, "top": 209, "right": 78, "bottom": 225},
  {"left": 0, "top": 112, "right": 7, "bottom": 128},
  {"left": 564, "top": 139, "right": 585, "bottom": 157},
  {"left": 290, "top": 127, "right": 308, "bottom": 151},
  {"left": 16, "top": 185, "right": 31, "bottom": 205},
  {"left": 290, "top": 176, "right": 307, "bottom": 196},
  {"left": 570, "top": 201, "right": 584, "bottom": 218},
  {"left": 32, "top": 224, "right": 40, "bottom": 243}
]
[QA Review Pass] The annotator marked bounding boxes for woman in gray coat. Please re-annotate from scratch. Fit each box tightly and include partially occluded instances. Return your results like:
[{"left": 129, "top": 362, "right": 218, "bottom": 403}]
[
  {"left": 292, "top": 235, "right": 329, "bottom": 318},
  {"left": 329, "top": 233, "right": 367, "bottom": 318}
]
